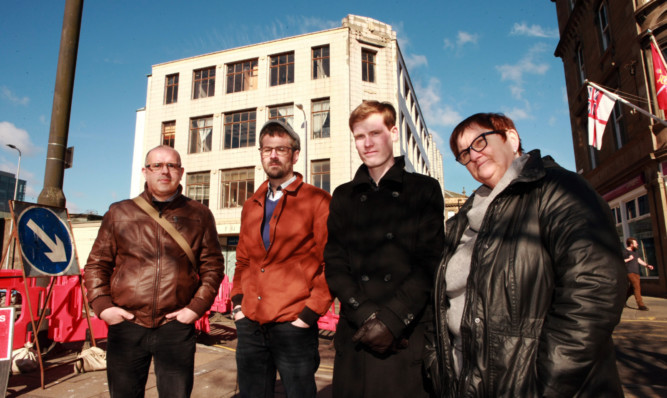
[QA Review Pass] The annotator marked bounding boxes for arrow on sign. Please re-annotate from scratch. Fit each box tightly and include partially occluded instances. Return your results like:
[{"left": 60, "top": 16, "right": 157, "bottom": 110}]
[{"left": 26, "top": 219, "right": 67, "bottom": 263}]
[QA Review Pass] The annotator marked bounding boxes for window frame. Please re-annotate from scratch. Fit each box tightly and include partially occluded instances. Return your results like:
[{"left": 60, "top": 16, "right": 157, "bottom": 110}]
[
  {"left": 162, "top": 121, "right": 176, "bottom": 148},
  {"left": 268, "top": 104, "right": 294, "bottom": 127},
  {"left": 164, "top": 73, "right": 179, "bottom": 104},
  {"left": 362, "top": 49, "right": 376, "bottom": 83},
  {"left": 270, "top": 52, "right": 295, "bottom": 86},
  {"left": 226, "top": 59, "right": 258, "bottom": 94},
  {"left": 224, "top": 109, "right": 257, "bottom": 149},
  {"left": 186, "top": 171, "right": 210, "bottom": 207},
  {"left": 311, "top": 99, "right": 330, "bottom": 139},
  {"left": 311, "top": 159, "right": 330, "bottom": 193},
  {"left": 192, "top": 66, "right": 216, "bottom": 99},
  {"left": 189, "top": 116, "right": 213, "bottom": 154},
  {"left": 597, "top": 2, "right": 611, "bottom": 52},
  {"left": 220, "top": 167, "right": 255, "bottom": 208},
  {"left": 312, "top": 45, "right": 330, "bottom": 79}
]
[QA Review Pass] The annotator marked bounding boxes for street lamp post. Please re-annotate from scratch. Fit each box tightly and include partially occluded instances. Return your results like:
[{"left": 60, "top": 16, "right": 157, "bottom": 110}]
[
  {"left": 5, "top": 144, "right": 21, "bottom": 269},
  {"left": 295, "top": 104, "right": 308, "bottom": 182}
]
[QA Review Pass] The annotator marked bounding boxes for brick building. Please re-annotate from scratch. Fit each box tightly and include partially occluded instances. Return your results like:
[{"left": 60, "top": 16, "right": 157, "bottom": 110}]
[
  {"left": 550, "top": 0, "right": 667, "bottom": 295},
  {"left": 129, "top": 15, "right": 444, "bottom": 277}
]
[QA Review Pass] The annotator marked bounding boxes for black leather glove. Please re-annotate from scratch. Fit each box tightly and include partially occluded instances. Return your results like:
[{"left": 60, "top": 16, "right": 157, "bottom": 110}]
[{"left": 352, "top": 314, "right": 395, "bottom": 354}]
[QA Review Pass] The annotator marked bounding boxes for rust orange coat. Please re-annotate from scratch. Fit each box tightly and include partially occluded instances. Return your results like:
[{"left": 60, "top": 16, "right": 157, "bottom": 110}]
[{"left": 231, "top": 174, "right": 333, "bottom": 325}]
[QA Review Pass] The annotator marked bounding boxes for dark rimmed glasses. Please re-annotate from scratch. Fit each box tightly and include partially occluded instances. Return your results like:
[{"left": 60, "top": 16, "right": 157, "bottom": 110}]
[
  {"left": 456, "top": 130, "right": 505, "bottom": 165},
  {"left": 259, "top": 146, "right": 293, "bottom": 157},
  {"left": 145, "top": 162, "right": 181, "bottom": 172}
]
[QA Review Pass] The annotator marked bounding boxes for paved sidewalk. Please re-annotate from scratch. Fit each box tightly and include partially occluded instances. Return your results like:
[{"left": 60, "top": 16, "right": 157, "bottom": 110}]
[{"left": 6, "top": 297, "right": 667, "bottom": 397}]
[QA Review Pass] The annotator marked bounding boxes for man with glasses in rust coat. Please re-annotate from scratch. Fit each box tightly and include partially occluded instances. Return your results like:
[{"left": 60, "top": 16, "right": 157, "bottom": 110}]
[
  {"left": 232, "top": 120, "right": 332, "bottom": 397},
  {"left": 85, "top": 145, "right": 224, "bottom": 398}
]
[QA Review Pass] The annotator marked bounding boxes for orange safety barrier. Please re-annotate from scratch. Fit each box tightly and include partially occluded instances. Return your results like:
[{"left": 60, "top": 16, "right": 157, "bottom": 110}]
[
  {"left": 47, "top": 274, "right": 108, "bottom": 343},
  {"left": 210, "top": 275, "right": 233, "bottom": 314},
  {"left": 0, "top": 269, "right": 47, "bottom": 349}
]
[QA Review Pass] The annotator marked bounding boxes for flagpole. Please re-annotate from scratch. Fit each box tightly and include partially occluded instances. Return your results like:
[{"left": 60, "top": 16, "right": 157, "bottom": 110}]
[
  {"left": 648, "top": 30, "right": 667, "bottom": 72},
  {"left": 585, "top": 80, "right": 667, "bottom": 128}
]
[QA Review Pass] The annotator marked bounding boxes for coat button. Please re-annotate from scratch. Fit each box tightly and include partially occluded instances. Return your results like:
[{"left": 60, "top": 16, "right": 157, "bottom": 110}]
[
  {"left": 361, "top": 275, "right": 369, "bottom": 282},
  {"left": 474, "top": 318, "right": 481, "bottom": 324},
  {"left": 360, "top": 194, "right": 367, "bottom": 202},
  {"left": 384, "top": 274, "right": 391, "bottom": 282},
  {"left": 386, "top": 232, "right": 394, "bottom": 240},
  {"left": 392, "top": 191, "right": 399, "bottom": 198},
  {"left": 348, "top": 297, "right": 360, "bottom": 309},
  {"left": 258, "top": 296, "right": 262, "bottom": 300}
]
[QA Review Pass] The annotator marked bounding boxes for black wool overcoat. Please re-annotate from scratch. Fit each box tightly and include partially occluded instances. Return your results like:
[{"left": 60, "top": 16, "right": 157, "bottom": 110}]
[{"left": 325, "top": 157, "right": 445, "bottom": 398}]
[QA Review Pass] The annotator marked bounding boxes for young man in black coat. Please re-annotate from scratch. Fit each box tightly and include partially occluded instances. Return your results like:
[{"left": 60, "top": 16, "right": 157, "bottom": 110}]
[{"left": 324, "top": 101, "right": 445, "bottom": 397}]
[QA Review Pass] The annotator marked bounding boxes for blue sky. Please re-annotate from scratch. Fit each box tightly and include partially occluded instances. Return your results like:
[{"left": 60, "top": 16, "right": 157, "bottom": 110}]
[{"left": 1, "top": 0, "right": 570, "bottom": 214}]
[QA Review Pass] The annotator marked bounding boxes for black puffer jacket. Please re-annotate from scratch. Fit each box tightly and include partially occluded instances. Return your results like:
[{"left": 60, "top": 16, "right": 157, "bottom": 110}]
[{"left": 433, "top": 150, "right": 625, "bottom": 397}]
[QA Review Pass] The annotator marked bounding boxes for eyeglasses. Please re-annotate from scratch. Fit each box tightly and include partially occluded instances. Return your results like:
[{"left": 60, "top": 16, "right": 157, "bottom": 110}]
[
  {"left": 145, "top": 162, "right": 181, "bottom": 172},
  {"left": 259, "top": 146, "right": 293, "bottom": 157},
  {"left": 456, "top": 130, "right": 505, "bottom": 165}
]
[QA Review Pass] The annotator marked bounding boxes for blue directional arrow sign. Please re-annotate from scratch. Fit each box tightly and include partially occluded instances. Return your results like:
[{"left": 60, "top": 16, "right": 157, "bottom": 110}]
[{"left": 16, "top": 206, "right": 78, "bottom": 277}]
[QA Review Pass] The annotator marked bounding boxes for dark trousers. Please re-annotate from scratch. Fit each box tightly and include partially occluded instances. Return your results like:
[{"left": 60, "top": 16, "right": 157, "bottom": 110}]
[
  {"left": 235, "top": 317, "right": 320, "bottom": 398},
  {"left": 106, "top": 320, "right": 196, "bottom": 398}
]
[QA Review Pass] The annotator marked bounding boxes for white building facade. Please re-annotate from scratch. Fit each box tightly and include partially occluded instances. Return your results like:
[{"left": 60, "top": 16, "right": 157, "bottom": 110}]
[{"left": 131, "top": 15, "right": 444, "bottom": 277}]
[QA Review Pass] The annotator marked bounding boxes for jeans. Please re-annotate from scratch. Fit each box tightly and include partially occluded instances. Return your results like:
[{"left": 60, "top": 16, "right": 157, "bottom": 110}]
[
  {"left": 235, "top": 317, "right": 320, "bottom": 398},
  {"left": 106, "top": 320, "right": 196, "bottom": 398}
]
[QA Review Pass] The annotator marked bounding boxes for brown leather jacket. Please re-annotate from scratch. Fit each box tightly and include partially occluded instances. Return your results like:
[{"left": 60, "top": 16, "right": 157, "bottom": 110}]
[{"left": 84, "top": 187, "right": 224, "bottom": 328}]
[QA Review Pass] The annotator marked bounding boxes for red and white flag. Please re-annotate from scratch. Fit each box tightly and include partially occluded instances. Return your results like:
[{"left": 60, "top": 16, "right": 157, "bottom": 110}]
[
  {"left": 651, "top": 42, "right": 667, "bottom": 110},
  {"left": 587, "top": 86, "right": 615, "bottom": 150}
]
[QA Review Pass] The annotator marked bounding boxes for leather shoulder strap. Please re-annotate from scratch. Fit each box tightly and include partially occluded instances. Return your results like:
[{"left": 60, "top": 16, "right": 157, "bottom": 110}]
[{"left": 132, "top": 196, "right": 196, "bottom": 266}]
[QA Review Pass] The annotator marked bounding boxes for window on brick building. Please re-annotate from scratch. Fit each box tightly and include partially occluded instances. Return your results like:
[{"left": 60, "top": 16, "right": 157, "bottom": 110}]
[
  {"left": 596, "top": 2, "right": 611, "bottom": 52},
  {"left": 576, "top": 44, "right": 586, "bottom": 85},
  {"left": 165, "top": 74, "right": 178, "bottom": 104},
  {"left": 193, "top": 66, "right": 215, "bottom": 99},
  {"left": 226, "top": 59, "right": 258, "bottom": 93},
  {"left": 220, "top": 167, "right": 254, "bottom": 208},
  {"left": 186, "top": 171, "right": 210, "bottom": 207},
  {"left": 224, "top": 110, "right": 257, "bottom": 149},
  {"left": 162, "top": 121, "right": 175, "bottom": 147},
  {"left": 312, "top": 45, "right": 330, "bottom": 79},
  {"left": 270, "top": 52, "right": 294, "bottom": 86},
  {"left": 189, "top": 116, "right": 212, "bottom": 153}
]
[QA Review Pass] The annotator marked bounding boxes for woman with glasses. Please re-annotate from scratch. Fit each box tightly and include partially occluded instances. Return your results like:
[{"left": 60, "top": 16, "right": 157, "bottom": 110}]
[{"left": 430, "top": 113, "right": 625, "bottom": 397}]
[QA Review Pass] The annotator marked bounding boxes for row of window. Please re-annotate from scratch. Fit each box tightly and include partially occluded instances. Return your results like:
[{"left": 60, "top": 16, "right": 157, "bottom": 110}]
[
  {"left": 162, "top": 100, "right": 331, "bottom": 153},
  {"left": 185, "top": 160, "right": 331, "bottom": 209},
  {"left": 164, "top": 46, "right": 376, "bottom": 104}
]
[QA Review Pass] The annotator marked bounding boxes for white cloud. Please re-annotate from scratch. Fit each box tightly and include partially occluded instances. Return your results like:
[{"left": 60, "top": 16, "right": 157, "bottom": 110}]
[
  {"left": 1, "top": 86, "right": 29, "bottom": 106},
  {"left": 404, "top": 54, "right": 428, "bottom": 70},
  {"left": 495, "top": 44, "right": 550, "bottom": 99},
  {"left": 506, "top": 107, "right": 531, "bottom": 121},
  {"left": 457, "top": 31, "right": 479, "bottom": 46},
  {"left": 414, "top": 78, "right": 463, "bottom": 128},
  {"left": 510, "top": 22, "right": 559, "bottom": 39},
  {"left": 443, "top": 31, "right": 479, "bottom": 52},
  {"left": 0, "top": 121, "right": 41, "bottom": 156}
]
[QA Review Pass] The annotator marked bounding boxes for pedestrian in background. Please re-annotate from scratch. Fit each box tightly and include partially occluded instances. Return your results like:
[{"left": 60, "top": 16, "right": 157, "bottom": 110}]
[{"left": 624, "top": 237, "right": 654, "bottom": 311}]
